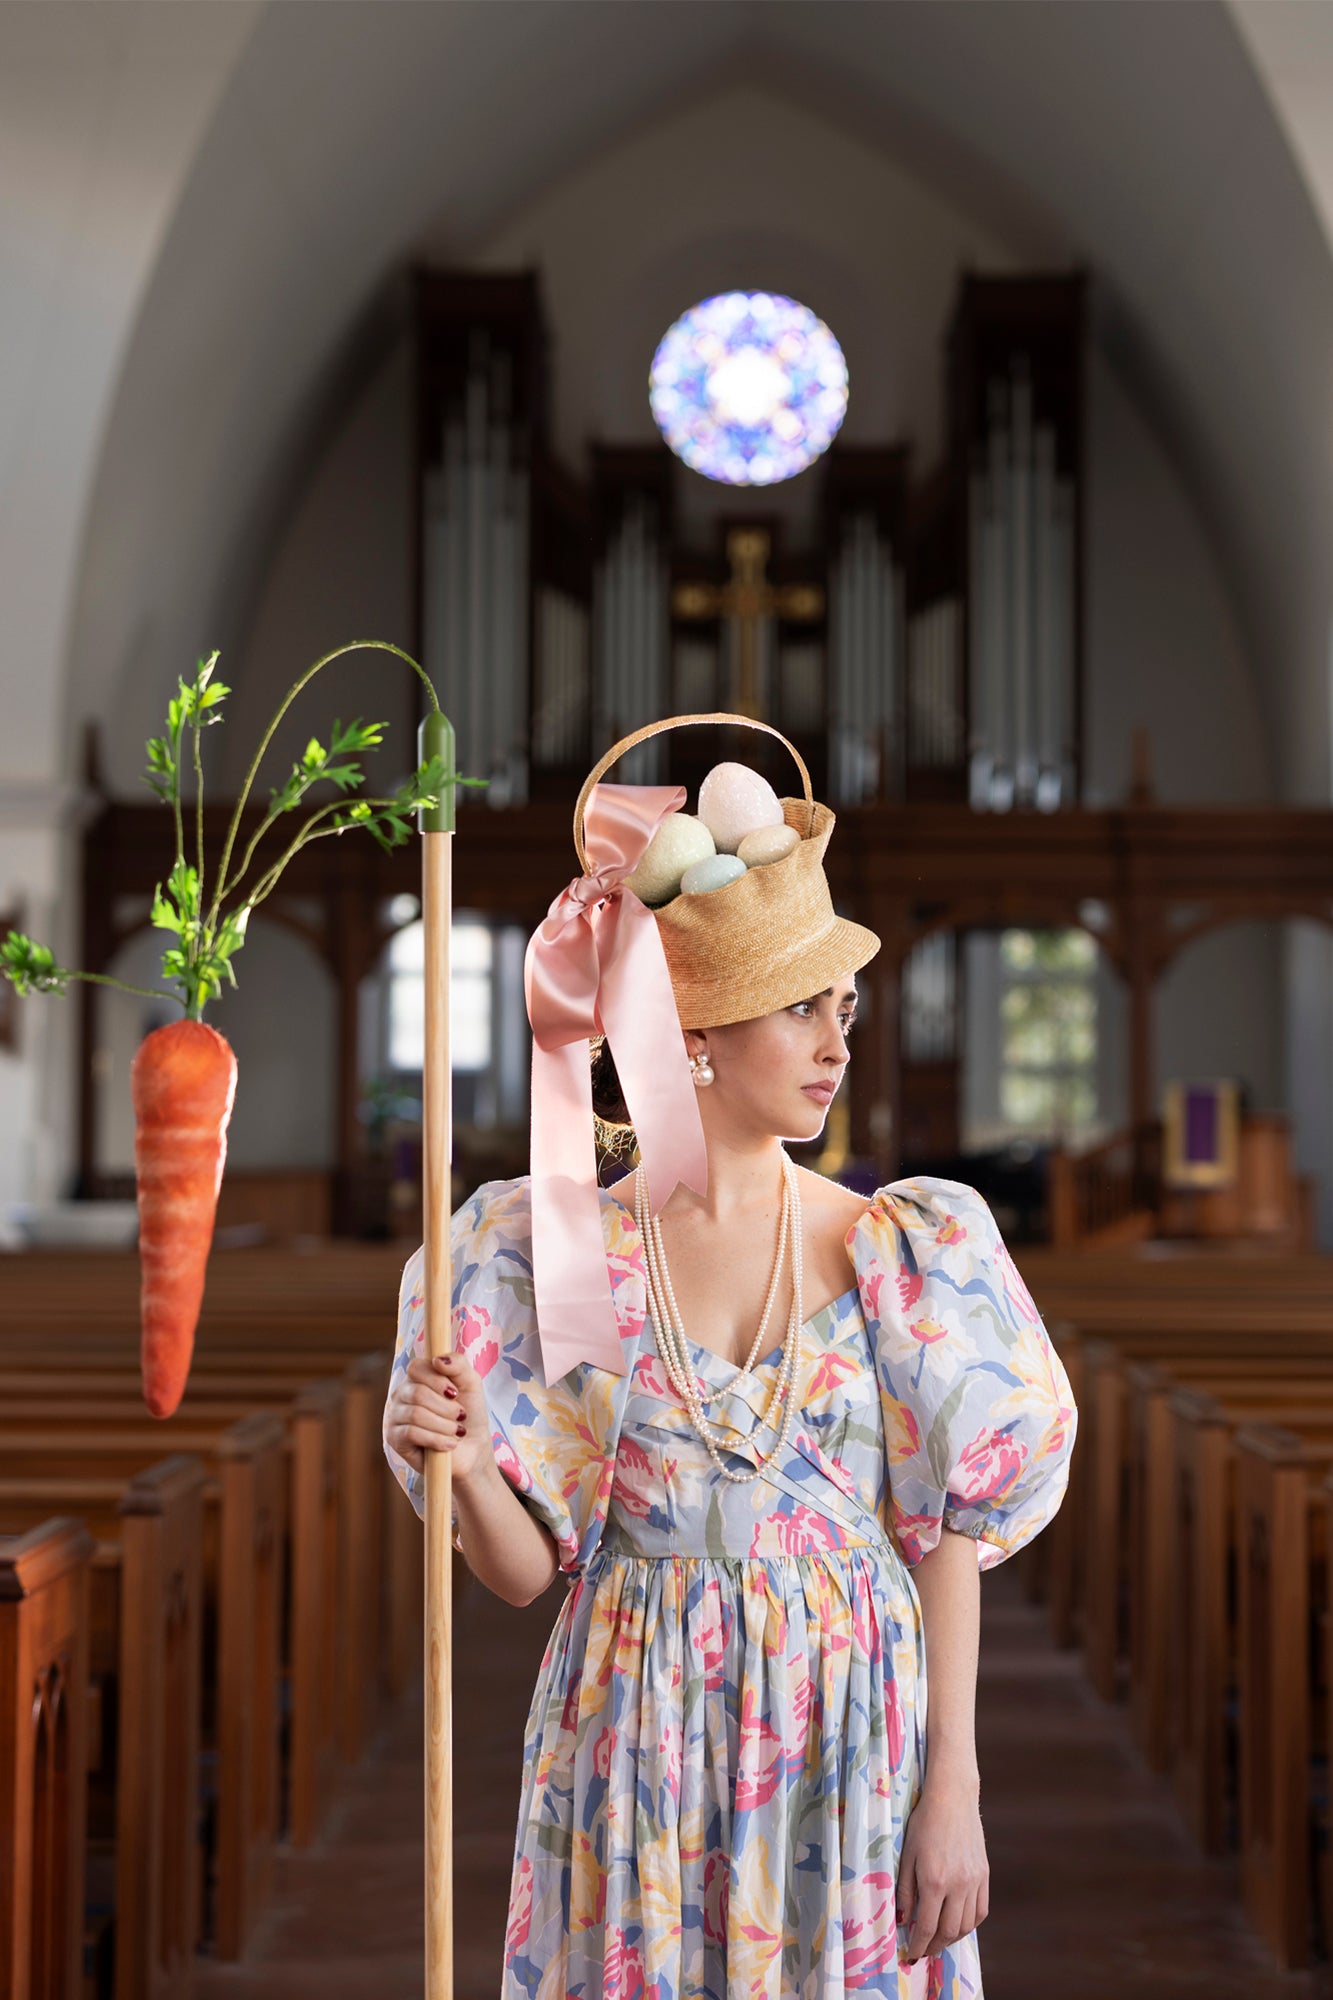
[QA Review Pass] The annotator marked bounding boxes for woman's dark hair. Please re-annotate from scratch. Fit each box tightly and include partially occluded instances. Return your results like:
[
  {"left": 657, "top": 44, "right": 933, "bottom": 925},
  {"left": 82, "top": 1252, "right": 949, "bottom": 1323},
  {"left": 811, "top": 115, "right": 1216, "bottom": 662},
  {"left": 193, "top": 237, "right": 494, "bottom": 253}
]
[{"left": 590, "top": 1034, "right": 632, "bottom": 1130}]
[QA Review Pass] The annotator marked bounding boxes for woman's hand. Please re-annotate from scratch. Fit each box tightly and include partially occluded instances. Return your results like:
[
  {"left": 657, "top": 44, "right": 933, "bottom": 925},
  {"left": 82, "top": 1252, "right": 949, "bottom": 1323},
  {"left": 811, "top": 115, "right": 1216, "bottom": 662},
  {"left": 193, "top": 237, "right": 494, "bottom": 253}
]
[
  {"left": 897, "top": 1771, "right": 989, "bottom": 1963},
  {"left": 384, "top": 1350, "right": 494, "bottom": 1488}
]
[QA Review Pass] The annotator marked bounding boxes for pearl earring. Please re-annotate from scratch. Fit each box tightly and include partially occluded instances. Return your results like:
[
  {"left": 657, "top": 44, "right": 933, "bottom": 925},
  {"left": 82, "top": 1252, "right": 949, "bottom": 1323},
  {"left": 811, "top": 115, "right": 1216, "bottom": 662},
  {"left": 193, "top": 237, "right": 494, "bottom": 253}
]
[{"left": 690, "top": 1052, "right": 715, "bottom": 1088}]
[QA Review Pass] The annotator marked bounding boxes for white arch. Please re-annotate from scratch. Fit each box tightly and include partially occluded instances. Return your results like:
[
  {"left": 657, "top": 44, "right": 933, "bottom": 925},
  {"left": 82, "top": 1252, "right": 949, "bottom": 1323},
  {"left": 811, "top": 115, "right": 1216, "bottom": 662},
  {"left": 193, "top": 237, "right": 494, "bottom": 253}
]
[
  {"left": 0, "top": 3, "right": 257, "bottom": 801},
  {"left": 57, "top": 0, "right": 1333, "bottom": 809}
]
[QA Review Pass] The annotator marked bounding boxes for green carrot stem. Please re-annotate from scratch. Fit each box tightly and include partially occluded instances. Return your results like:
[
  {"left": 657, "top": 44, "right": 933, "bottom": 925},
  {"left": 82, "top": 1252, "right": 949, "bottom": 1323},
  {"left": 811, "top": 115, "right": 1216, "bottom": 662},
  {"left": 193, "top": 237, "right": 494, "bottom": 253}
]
[
  {"left": 233, "top": 795, "right": 359, "bottom": 911},
  {"left": 243, "top": 793, "right": 416, "bottom": 912},
  {"left": 193, "top": 716, "right": 206, "bottom": 929},
  {"left": 68, "top": 970, "right": 184, "bottom": 1006},
  {"left": 208, "top": 640, "right": 441, "bottom": 936},
  {"left": 217, "top": 799, "right": 284, "bottom": 910},
  {"left": 171, "top": 740, "right": 185, "bottom": 884}
]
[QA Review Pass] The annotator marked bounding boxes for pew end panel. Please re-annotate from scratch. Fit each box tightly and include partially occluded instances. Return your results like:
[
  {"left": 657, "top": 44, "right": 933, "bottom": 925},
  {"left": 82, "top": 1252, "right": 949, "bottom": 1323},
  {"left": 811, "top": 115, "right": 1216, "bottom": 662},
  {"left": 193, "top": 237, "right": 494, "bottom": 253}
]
[
  {"left": 1234, "top": 1424, "right": 1333, "bottom": 1972},
  {"left": 0, "top": 1519, "right": 94, "bottom": 2000}
]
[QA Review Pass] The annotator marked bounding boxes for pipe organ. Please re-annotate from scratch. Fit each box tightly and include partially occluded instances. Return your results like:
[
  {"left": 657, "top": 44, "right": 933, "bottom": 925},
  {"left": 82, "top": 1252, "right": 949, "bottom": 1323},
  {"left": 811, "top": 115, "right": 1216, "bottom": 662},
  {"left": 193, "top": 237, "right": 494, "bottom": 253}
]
[
  {"left": 412, "top": 267, "right": 1085, "bottom": 817},
  {"left": 952, "top": 275, "right": 1084, "bottom": 813},
  {"left": 421, "top": 339, "right": 531, "bottom": 803},
  {"left": 908, "top": 600, "right": 964, "bottom": 773},
  {"left": 592, "top": 451, "right": 672, "bottom": 782},
  {"left": 826, "top": 450, "right": 907, "bottom": 806},
  {"left": 829, "top": 514, "right": 900, "bottom": 804},
  {"left": 967, "top": 365, "right": 1076, "bottom": 812},
  {"left": 533, "top": 587, "right": 589, "bottom": 772}
]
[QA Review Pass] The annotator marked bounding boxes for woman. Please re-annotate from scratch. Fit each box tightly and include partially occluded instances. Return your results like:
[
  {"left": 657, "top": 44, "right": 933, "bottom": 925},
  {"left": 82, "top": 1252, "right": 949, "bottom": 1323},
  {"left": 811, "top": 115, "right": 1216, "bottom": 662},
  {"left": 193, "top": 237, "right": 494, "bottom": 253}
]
[{"left": 384, "top": 716, "right": 1077, "bottom": 1999}]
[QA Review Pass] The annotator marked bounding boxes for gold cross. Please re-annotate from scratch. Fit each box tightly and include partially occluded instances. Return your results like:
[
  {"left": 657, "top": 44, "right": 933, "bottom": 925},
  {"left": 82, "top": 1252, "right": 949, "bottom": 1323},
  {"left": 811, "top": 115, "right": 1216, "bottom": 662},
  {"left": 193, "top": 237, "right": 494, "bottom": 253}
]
[{"left": 672, "top": 527, "right": 824, "bottom": 718}]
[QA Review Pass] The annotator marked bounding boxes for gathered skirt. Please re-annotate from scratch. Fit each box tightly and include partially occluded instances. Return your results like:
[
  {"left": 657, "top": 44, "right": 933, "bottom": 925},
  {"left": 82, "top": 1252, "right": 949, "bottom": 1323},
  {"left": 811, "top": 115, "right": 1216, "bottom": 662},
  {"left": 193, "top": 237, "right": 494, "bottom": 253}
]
[{"left": 501, "top": 1540, "right": 983, "bottom": 1999}]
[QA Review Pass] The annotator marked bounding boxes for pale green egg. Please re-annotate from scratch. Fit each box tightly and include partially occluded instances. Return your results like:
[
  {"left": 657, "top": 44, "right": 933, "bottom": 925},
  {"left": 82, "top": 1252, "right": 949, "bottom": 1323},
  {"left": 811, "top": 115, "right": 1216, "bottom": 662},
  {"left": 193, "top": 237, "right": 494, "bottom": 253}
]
[{"left": 623, "top": 813, "right": 715, "bottom": 905}]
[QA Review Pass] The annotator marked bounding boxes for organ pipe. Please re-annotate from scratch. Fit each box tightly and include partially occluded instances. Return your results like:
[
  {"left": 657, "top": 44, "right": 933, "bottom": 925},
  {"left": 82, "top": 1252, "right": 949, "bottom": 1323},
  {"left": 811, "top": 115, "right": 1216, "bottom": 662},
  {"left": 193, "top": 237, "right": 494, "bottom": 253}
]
[
  {"left": 421, "top": 336, "right": 530, "bottom": 804},
  {"left": 829, "top": 511, "right": 901, "bottom": 805},
  {"left": 593, "top": 496, "right": 668, "bottom": 781},
  {"left": 908, "top": 600, "right": 963, "bottom": 769},
  {"left": 533, "top": 589, "right": 590, "bottom": 768},
  {"left": 967, "top": 357, "right": 1075, "bottom": 813}
]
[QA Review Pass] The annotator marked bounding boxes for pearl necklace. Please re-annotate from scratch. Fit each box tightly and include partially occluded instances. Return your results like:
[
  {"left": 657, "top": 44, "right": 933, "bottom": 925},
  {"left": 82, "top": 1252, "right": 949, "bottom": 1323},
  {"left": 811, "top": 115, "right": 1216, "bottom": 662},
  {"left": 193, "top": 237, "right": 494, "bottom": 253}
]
[{"left": 634, "top": 1153, "right": 805, "bottom": 1486}]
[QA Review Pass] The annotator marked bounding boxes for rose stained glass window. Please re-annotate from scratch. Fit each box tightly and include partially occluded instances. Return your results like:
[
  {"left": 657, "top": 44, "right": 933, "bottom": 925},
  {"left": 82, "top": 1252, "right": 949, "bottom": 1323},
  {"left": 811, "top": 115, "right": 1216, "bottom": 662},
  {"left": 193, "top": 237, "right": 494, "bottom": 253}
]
[{"left": 649, "top": 292, "right": 849, "bottom": 486}]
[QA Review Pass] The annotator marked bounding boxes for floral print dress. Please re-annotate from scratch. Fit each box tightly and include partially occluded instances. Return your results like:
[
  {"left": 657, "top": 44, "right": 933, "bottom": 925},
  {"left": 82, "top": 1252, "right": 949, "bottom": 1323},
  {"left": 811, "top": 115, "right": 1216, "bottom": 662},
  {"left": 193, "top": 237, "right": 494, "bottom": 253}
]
[{"left": 384, "top": 1175, "right": 1077, "bottom": 1999}]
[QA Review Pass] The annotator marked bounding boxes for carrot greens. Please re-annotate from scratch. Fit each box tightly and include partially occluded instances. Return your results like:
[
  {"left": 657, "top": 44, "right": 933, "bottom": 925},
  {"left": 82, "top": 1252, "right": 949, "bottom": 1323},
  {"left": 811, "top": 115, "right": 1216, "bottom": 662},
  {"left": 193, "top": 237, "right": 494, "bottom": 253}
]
[{"left": 1, "top": 641, "right": 481, "bottom": 1021}]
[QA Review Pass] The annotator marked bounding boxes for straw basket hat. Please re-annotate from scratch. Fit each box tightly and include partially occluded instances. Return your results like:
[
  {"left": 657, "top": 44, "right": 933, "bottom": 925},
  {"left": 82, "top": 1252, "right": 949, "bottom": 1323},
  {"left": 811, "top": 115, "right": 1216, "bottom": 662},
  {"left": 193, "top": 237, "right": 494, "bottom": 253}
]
[
  {"left": 572, "top": 712, "right": 881, "bottom": 1028},
  {"left": 524, "top": 711, "right": 881, "bottom": 1380}
]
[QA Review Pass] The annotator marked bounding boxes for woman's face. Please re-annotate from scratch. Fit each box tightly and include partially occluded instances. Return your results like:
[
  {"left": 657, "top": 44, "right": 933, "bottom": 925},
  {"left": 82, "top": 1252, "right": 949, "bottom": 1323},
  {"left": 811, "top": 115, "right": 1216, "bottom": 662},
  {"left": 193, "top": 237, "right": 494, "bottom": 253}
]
[{"left": 684, "top": 976, "right": 859, "bottom": 1144}]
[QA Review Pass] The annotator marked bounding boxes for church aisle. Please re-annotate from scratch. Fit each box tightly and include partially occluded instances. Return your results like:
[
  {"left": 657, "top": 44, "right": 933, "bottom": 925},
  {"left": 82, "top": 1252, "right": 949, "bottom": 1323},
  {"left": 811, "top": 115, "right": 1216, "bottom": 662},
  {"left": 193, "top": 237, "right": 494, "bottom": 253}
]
[
  {"left": 192, "top": 1559, "right": 1321, "bottom": 1999},
  {"left": 976, "top": 1570, "right": 1319, "bottom": 1998}
]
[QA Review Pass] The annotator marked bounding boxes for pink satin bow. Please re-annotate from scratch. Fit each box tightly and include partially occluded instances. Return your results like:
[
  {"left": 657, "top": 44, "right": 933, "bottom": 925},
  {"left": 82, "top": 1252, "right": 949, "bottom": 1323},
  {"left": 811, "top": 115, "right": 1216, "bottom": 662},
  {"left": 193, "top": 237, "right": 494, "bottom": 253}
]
[{"left": 523, "top": 783, "right": 709, "bottom": 1385}]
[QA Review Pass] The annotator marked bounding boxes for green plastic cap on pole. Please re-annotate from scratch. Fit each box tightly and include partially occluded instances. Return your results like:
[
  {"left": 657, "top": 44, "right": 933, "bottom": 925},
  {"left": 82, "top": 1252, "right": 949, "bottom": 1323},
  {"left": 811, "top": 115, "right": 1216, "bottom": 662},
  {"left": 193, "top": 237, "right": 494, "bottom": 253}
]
[{"left": 418, "top": 710, "right": 457, "bottom": 833}]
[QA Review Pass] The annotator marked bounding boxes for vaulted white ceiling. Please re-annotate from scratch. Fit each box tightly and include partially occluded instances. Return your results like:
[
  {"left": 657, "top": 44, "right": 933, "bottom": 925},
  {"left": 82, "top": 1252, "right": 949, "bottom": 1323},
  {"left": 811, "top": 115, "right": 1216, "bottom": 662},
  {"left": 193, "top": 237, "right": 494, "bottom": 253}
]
[{"left": 7, "top": 1, "right": 1333, "bottom": 811}]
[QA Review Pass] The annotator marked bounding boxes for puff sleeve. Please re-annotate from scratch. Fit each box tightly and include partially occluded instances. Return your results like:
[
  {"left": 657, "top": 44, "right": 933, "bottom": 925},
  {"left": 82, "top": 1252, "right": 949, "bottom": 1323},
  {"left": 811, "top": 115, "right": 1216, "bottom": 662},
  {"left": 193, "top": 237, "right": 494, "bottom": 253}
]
[
  {"left": 851, "top": 1175, "right": 1077, "bottom": 1573},
  {"left": 382, "top": 1175, "right": 633, "bottom": 1578}
]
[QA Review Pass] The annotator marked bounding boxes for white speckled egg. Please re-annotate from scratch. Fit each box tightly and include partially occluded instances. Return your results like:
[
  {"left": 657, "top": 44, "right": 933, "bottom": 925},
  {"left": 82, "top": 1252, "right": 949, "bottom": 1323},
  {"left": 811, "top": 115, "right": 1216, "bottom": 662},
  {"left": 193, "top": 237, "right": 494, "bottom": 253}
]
[
  {"left": 679, "top": 853, "right": 748, "bottom": 896},
  {"left": 697, "top": 762, "right": 785, "bottom": 854},
  {"left": 623, "top": 813, "right": 715, "bottom": 906},
  {"left": 737, "top": 823, "right": 800, "bottom": 868}
]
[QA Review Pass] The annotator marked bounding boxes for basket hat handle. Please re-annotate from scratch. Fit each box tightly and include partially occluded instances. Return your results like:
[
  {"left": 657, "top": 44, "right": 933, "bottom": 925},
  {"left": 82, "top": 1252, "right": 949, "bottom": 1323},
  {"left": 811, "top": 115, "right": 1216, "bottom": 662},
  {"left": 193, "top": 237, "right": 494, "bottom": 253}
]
[{"left": 573, "top": 711, "right": 816, "bottom": 872}]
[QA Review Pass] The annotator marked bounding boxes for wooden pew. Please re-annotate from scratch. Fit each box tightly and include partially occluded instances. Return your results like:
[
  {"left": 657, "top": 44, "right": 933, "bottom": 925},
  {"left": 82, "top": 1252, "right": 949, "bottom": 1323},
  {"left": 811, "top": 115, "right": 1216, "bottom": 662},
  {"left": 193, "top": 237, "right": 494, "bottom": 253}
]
[
  {"left": 0, "top": 1357, "right": 388, "bottom": 1767},
  {"left": 211, "top": 1415, "right": 286, "bottom": 1960},
  {"left": 1233, "top": 1422, "right": 1333, "bottom": 1970},
  {"left": 1112, "top": 1383, "right": 1333, "bottom": 1971},
  {"left": 0, "top": 1518, "right": 94, "bottom": 2000},
  {"left": 1165, "top": 1386, "right": 1233, "bottom": 1854},
  {"left": 1071, "top": 1333, "right": 1333, "bottom": 1698},
  {"left": 0, "top": 1396, "right": 342, "bottom": 1854},
  {"left": 0, "top": 1349, "right": 408, "bottom": 1718},
  {"left": 1124, "top": 1357, "right": 1333, "bottom": 1767},
  {"left": 0, "top": 1398, "right": 331, "bottom": 1969},
  {"left": 1159, "top": 1388, "right": 1333, "bottom": 1854},
  {"left": 1321, "top": 1467, "right": 1333, "bottom": 1968},
  {"left": 1045, "top": 1301, "right": 1333, "bottom": 1662},
  {"left": 0, "top": 1458, "right": 206, "bottom": 2000},
  {"left": 1045, "top": 1321, "right": 1085, "bottom": 1648},
  {"left": 0, "top": 1244, "right": 407, "bottom": 1359}
]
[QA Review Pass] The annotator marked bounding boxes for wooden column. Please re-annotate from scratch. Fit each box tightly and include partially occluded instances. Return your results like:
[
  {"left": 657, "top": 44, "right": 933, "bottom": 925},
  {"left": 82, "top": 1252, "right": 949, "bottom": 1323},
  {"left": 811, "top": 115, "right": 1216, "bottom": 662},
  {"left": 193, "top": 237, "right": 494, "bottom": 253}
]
[
  {"left": 329, "top": 859, "right": 383, "bottom": 1236},
  {"left": 77, "top": 808, "right": 115, "bottom": 1196},
  {"left": 857, "top": 900, "right": 909, "bottom": 1184},
  {"left": 1125, "top": 896, "right": 1156, "bottom": 1132}
]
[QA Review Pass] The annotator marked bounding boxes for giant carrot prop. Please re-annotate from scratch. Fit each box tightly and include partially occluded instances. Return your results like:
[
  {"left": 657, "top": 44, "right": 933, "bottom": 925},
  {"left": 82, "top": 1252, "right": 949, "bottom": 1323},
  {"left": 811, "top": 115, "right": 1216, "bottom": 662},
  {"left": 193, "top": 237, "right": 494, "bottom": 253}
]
[
  {"left": 130, "top": 1017, "right": 238, "bottom": 1415},
  {"left": 5, "top": 643, "right": 468, "bottom": 1993},
  {"left": 0, "top": 644, "right": 479, "bottom": 1418}
]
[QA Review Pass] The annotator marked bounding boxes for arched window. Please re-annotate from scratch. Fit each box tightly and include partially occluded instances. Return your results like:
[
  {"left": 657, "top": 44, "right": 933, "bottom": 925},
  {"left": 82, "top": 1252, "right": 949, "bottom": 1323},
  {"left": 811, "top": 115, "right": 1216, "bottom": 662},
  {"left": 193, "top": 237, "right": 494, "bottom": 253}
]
[
  {"left": 381, "top": 909, "right": 528, "bottom": 1128},
  {"left": 963, "top": 925, "right": 1105, "bottom": 1152},
  {"left": 997, "top": 928, "right": 1099, "bottom": 1141}
]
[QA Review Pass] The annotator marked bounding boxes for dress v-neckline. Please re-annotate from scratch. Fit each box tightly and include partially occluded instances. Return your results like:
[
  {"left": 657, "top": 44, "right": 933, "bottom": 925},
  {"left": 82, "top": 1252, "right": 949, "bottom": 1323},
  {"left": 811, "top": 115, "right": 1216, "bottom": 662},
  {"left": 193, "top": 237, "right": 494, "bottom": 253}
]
[
  {"left": 599, "top": 1178, "right": 866, "bottom": 1375},
  {"left": 676, "top": 1285, "right": 862, "bottom": 1377}
]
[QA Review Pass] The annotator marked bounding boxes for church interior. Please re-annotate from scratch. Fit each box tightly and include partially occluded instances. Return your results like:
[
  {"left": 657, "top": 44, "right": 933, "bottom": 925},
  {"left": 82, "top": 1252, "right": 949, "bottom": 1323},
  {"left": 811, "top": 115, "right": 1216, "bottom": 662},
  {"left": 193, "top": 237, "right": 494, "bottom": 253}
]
[{"left": 7, "top": 2, "right": 1333, "bottom": 1994}]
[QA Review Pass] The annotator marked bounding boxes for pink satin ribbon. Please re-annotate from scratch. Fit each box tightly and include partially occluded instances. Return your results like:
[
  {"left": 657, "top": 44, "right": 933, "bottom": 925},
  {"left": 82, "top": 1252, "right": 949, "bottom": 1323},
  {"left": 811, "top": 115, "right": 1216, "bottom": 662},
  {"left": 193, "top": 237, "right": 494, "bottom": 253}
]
[{"left": 523, "top": 783, "right": 709, "bottom": 1385}]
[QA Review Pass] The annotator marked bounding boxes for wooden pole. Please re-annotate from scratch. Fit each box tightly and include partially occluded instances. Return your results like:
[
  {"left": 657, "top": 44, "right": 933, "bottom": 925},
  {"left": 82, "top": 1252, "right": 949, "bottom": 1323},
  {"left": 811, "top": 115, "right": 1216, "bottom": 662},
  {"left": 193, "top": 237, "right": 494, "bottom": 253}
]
[{"left": 419, "top": 711, "right": 456, "bottom": 1998}]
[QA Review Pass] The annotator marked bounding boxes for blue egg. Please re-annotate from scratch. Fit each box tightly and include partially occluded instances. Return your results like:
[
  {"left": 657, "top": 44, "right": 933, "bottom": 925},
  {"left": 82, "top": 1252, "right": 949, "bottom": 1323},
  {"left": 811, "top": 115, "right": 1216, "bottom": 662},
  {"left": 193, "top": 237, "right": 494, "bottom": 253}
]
[{"left": 679, "top": 853, "right": 747, "bottom": 895}]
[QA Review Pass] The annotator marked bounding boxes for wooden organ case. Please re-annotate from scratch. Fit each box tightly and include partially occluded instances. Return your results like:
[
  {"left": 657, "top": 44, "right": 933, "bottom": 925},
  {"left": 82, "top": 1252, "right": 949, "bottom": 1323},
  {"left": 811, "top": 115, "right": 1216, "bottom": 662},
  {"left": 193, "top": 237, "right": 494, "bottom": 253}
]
[
  {"left": 409, "top": 267, "right": 1087, "bottom": 1170},
  {"left": 74, "top": 264, "right": 1333, "bottom": 1242}
]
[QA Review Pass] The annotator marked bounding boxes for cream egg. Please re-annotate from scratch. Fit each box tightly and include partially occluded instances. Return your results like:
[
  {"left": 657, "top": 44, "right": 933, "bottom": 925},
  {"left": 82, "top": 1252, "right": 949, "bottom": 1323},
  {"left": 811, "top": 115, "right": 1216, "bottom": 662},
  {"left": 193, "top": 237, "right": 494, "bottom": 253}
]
[
  {"left": 736, "top": 823, "right": 800, "bottom": 868},
  {"left": 697, "top": 762, "right": 785, "bottom": 854},
  {"left": 622, "top": 813, "right": 715, "bottom": 905}
]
